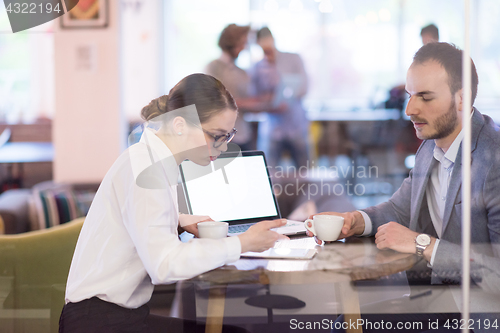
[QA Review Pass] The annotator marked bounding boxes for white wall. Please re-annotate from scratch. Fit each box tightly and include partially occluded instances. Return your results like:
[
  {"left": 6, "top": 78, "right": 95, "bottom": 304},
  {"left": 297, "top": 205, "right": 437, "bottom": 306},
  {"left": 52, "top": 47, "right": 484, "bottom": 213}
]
[
  {"left": 53, "top": 0, "right": 125, "bottom": 183},
  {"left": 121, "top": 0, "right": 164, "bottom": 121}
]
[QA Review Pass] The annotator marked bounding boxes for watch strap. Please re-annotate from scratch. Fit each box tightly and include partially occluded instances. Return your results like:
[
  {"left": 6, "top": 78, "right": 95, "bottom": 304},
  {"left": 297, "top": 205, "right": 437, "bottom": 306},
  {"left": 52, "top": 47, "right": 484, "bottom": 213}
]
[{"left": 416, "top": 244, "right": 426, "bottom": 256}]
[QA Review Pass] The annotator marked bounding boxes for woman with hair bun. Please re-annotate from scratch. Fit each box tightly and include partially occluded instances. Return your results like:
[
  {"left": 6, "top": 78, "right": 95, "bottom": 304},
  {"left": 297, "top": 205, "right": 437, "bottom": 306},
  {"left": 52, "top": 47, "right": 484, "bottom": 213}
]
[{"left": 60, "top": 73, "right": 287, "bottom": 332}]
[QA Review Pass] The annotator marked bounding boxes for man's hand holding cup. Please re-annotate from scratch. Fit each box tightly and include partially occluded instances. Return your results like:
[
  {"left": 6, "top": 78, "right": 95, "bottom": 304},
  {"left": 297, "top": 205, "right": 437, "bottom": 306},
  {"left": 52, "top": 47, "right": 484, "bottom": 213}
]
[{"left": 304, "top": 211, "right": 366, "bottom": 245}]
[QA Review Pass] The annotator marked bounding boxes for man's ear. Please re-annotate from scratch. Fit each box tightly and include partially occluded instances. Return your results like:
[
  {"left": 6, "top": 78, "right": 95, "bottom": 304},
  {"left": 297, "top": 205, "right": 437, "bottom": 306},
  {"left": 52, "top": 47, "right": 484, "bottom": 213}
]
[{"left": 456, "top": 88, "right": 464, "bottom": 112}]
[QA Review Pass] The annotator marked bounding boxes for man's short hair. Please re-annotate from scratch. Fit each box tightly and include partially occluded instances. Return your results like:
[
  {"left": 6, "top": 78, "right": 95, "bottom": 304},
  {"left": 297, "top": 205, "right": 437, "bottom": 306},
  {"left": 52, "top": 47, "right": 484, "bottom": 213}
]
[
  {"left": 218, "top": 24, "right": 250, "bottom": 54},
  {"left": 256, "top": 27, "right": 273, "bottom": 41},
  {"left": 420, "top": 24, "right": 439, "bottom": 41},
  {"left": 413, "top": 42, "right": 479, "bottom": 105}
]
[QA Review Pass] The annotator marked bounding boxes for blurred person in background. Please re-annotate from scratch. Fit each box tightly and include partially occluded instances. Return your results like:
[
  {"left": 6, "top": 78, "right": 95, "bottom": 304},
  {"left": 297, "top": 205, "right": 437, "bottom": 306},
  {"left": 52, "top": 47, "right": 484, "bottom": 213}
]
[
  {"left": 205, "top": 24, "right": 254, "bottom": 151},
  {"left": 250, "top": 27, "right": 310, "bottom": 169},
  {"left": 421, "top": 23, "right": 439, "bottom": 45}
]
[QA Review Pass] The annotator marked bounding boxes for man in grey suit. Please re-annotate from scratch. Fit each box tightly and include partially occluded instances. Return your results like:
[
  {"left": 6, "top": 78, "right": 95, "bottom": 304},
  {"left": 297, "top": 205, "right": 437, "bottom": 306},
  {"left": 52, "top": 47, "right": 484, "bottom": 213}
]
[{"left": 310, "top": 42, "right": 500, "bottom": 331}]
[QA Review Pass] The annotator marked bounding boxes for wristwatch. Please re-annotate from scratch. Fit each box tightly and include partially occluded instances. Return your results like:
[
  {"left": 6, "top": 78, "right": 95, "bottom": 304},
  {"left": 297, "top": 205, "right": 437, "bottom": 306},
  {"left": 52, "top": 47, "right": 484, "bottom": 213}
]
[{"left": 415, "top": 234, "right": 431, "bottom": 256}]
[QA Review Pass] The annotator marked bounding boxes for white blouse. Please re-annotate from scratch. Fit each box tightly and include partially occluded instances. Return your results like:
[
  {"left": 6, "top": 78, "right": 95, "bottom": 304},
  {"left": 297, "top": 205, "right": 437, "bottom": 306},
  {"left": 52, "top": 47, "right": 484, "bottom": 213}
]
[{"left": 65, "top": 128, "right": 241, "bottom": 309}]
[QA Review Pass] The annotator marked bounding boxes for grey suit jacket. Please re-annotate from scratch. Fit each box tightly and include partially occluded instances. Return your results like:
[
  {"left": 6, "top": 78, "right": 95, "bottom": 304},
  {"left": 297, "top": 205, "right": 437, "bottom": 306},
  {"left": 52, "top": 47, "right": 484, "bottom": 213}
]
[{"left": 363, "top": 109, "right": 500, "bottom": 291}]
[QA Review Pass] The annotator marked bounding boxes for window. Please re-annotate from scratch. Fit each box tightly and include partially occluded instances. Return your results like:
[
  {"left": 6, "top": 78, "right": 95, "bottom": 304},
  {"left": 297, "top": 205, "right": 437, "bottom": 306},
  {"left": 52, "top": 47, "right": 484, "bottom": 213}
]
[
  {"left": 0, "top": 7, "right": 54, "bottom": 123},
  {"left": 162, "top": 0, "right": 500, "bottom": 112}
]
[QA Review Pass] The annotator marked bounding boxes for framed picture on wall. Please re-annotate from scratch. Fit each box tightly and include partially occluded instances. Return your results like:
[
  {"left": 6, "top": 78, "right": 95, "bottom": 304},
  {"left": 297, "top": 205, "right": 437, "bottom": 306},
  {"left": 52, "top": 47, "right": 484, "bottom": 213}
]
[{"left": 60, "top": 0, "right": 108, "bottom": 29}]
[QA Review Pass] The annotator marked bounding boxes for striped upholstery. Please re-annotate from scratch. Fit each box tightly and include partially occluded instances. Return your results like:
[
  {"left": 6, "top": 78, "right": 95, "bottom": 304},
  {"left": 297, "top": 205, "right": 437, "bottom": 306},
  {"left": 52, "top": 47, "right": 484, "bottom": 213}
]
[
  {"left": 38, "top": 191, "right": 81, "bottom": 229},
  {"left": 33, "top": 182, "right": 83, "bottom": 230}
]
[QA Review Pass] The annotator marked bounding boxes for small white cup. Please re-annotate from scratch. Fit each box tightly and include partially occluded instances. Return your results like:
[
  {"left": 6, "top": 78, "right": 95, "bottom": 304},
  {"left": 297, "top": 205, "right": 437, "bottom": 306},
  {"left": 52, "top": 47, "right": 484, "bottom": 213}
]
[
  {"left": 304, "top": 215, "right": 344, "bottom": 241},
  {"left": 197, "top": 221, "right": 228, "bottom": 239}
]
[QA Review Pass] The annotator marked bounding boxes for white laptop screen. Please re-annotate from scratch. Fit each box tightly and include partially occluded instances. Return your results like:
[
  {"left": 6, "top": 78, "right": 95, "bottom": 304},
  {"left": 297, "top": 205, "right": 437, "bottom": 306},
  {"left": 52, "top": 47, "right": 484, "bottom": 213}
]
[{"left": 180, "top": 152, "right": 279, "bottom": 223}]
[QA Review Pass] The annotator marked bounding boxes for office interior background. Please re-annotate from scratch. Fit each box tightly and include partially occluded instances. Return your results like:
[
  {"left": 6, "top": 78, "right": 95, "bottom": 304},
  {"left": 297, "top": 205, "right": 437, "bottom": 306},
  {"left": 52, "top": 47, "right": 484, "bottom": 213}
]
[
  {"left": 0, "top": 0, "right": 499, "bottom": 331},
  {"left": 1, "top": 0, "right": 499, "bottom": 205},
  {"left": 3, "top": 0, "right": 500, "bottom": 121}
]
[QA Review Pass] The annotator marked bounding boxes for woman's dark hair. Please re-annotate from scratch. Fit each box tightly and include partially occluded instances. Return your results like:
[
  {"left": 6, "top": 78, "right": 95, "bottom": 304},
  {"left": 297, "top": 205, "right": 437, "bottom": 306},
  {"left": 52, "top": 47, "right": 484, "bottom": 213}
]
[
  {"left": 141, "top": 73, "right": 237, "bottom": 123},
  {"left": 413, "top": 42, "right": 478, "bottom": 105}
]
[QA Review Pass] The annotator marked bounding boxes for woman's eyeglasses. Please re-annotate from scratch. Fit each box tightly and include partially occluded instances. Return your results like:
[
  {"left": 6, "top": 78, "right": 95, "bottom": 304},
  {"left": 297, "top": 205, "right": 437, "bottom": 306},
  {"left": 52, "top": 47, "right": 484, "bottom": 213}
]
[
  {"left": 202, "top": 128, "right": 237, "bottom": 148},
  {"left": 187, "top": 121, "right": 237, "bottom": 148}
]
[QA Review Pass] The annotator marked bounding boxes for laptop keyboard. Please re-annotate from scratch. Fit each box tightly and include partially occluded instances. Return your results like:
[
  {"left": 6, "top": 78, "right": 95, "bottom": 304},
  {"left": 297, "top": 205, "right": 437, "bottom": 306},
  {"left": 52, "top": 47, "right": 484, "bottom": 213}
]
[
  {"left": 228, "top": 224, "right": 252, "bottom": 234},
  {"left": 228, "top": 220, "right": 306, "bottom": 235}
]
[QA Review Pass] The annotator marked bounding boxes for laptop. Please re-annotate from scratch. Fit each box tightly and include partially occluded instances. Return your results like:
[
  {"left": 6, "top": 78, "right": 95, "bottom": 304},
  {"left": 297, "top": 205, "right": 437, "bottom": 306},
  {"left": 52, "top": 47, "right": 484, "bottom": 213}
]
[{"left": 179, "top": 150, "right": 306, "bottom": 236}]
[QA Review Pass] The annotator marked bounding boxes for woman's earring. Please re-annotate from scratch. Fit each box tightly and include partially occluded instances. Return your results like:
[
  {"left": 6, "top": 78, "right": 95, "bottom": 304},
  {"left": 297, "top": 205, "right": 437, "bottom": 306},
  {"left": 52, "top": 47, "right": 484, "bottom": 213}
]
[{"left": 177, "top": 132, "right": 182, "bottom": 136}]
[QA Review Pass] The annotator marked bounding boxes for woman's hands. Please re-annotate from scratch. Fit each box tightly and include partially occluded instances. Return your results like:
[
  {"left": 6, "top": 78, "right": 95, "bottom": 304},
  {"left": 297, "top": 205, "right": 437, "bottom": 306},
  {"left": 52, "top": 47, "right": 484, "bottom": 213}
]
[
  {"left": 181, "top": 224, "right": 199, "bottom": 238},
  {"left": 238, "top": 219, "right": 289, "bottom": 253},
  {"left": 180, "top": 216, "right": 213, "bottom": 238},
  {"left": 182, "top": 216, "right": 288, "bottom": 253}
]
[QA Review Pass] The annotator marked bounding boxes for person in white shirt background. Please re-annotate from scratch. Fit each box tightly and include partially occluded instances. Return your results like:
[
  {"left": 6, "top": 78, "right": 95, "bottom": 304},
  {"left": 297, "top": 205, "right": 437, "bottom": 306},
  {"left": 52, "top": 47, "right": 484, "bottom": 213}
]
[{"left": 60, "top": 73, "right": 287, "bottom": 333}]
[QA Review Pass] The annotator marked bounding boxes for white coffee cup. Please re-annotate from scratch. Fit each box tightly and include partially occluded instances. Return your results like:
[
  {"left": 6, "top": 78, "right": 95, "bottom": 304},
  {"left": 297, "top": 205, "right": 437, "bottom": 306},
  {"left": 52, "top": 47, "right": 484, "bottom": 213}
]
[
  {"left": 304, "top": 215, "right": 344, "bottom": 241},
  {"left": 197, "top": 221, "right": 228, "bottom": 239}
]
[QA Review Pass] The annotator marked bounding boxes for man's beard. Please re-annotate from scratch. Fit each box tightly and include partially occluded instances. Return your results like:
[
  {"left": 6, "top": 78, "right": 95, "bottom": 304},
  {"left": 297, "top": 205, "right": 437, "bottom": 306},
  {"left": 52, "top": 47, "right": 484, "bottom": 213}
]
[{"left": 414, "top": 99, "right": 458, "bottom": 140}]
